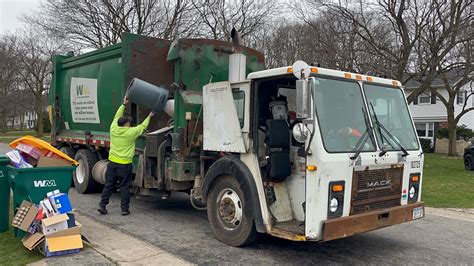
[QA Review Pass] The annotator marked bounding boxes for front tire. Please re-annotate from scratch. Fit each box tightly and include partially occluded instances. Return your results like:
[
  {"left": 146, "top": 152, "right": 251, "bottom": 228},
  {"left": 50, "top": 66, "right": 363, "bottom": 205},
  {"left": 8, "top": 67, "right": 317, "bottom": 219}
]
[
  {"left": 207, "top": 175, "right": 258, "bottom": 247},
  {"left": 465, "top": 154, "right": 474, "bottom": 170},
  {"left": 74, "top": 149, "right": 100, "bottom": 194}
]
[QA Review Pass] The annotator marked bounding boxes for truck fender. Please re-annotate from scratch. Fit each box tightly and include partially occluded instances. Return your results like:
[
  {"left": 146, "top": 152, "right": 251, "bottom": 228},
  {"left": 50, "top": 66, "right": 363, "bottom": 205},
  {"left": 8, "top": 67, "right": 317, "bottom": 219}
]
[{"left": 202, "top": 156, "right": 265, "bottom": 233}]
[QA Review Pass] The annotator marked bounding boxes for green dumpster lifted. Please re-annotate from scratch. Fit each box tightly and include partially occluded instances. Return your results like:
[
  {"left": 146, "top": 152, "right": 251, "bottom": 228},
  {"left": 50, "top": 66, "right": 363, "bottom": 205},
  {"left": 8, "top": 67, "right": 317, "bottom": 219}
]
[{"left": 0, "top": 156, "right": 10, "bottom": 233}]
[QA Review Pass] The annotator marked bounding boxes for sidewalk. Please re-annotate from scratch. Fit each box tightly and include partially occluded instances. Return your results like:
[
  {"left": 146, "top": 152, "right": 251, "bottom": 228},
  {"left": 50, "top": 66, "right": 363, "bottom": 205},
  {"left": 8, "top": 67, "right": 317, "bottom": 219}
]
[
  {"left": 425, "top": 207, "right": 474, "bottom": 222},
  {"left": 29, "top": 212, "right": 191, "bottom": 266}
]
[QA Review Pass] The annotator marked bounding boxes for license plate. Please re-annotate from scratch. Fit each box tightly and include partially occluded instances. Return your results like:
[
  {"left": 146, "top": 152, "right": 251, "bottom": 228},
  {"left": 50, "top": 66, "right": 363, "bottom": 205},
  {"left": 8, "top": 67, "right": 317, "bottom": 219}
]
[{"left": 412, "top": 206, "right": 424, "bottom": 220}]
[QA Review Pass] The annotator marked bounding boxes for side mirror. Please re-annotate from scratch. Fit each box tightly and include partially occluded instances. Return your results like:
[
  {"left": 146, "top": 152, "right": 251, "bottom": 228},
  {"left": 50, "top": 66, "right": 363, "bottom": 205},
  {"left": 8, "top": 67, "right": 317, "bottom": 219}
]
[{"left": 296, "top": 79, "right": 311, "bottom": 119}]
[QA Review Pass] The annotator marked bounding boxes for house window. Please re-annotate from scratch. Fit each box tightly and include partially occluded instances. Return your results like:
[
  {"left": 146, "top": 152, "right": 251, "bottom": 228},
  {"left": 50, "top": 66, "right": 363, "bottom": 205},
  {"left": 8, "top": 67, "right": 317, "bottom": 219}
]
[
  {"left": 415, "top": 122, "right": 434, "bottom": 138},
  {"left": 418, "top": 92, "right": 431, "bottom": 104},
  {"left": 457, "top": 90, "right": 465, "bottom": 105}
]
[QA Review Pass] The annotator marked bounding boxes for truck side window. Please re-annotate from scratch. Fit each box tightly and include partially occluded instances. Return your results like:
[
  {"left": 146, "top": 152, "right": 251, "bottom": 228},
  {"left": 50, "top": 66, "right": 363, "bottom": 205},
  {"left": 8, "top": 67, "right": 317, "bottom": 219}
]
[{"left": 232, "top": 90, "right": 245, "bottom": 128}]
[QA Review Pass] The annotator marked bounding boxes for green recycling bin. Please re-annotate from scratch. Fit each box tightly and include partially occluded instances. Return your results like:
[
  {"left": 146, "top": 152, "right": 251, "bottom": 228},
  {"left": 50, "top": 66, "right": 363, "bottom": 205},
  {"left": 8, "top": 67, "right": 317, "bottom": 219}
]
[
  {"left": 0, "top": 156, "right": 10, "bottom": 233},
  {"left": 8, "top": 165, "right": 76, "bottom": 237}
]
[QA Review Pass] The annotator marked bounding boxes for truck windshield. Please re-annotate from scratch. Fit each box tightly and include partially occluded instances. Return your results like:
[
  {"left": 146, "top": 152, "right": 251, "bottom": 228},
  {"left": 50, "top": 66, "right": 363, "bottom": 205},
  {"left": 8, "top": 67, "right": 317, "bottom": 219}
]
[
  {"left": 363, "top": 84, "right": 419, "bottom": 151},
  {"left": 314, "top": 77, "right": 376, "bottom": 153}
]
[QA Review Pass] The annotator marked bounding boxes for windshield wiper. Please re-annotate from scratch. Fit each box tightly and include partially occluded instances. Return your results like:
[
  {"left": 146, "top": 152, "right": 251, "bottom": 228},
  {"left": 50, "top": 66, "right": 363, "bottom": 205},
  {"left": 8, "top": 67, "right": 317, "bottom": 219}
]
[
  {"left": 350, "top": 107, "right": 376, "bottom": 160},
  {"left": 369, "top": 103, "right": 409, "bottom": 157}
]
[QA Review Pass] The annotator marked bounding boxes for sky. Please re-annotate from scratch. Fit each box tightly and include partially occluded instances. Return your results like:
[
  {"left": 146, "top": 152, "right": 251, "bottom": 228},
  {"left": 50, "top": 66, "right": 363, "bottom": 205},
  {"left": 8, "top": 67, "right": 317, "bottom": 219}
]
[{"left": 0, "top": 0, "right": 42, "bottom": 35}]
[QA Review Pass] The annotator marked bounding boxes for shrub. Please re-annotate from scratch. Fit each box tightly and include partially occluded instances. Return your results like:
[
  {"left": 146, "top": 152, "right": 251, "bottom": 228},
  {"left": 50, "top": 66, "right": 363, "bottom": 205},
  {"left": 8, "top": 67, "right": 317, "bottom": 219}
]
[
  {"left": 419, "top": 138, "right": 433, "bottom": 153},
  {"left": 437, "top": 124, "right": 474, "bottom": 141}
]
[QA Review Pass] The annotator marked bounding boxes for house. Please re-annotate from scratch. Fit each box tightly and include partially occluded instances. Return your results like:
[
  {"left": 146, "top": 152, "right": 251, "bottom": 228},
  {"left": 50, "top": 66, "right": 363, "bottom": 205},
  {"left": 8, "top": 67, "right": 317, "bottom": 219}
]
[
  {"left": 6, "top": 111, "right": 37, "bottom": 130},
  {"left": 404, "top": 68, "right": 474, "bottom": 148}
]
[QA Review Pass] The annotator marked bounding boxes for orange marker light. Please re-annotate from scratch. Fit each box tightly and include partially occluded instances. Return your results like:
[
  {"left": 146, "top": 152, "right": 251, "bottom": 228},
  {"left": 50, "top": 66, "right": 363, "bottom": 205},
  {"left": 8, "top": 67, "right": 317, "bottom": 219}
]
[
  {"left": 366, "top": 76, "right": 373, "bottom": 82},
  {"left": 310, "top": 67, "right": 318, "bottom": 73},
  {"left": 344, "top": 73, "right": 352, "bottom": 78},
  {"left": 355, "top": 75, "right": 362, "bottom": 80},
  {"left": 392, "top": 80, "right": 399, "bottom": 86},
  {"left": 411, "top": 175, "right": 420, "bottom": 182},
  {"left": 332, "top": 184, "right": 344, "bottom": 192},
  {"left": 287, "top": 67, "right": 293, "bottom": 73},
  {"left": 306, "top": 165, "right": 317, "bottom": 171}
]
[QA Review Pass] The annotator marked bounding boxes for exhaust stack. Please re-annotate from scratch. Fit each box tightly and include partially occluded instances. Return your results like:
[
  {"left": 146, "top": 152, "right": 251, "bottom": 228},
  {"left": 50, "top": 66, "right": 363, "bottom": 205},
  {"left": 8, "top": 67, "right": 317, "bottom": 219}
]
[{"left": 229, "top": 28, "right": 246, "bottom": 83}]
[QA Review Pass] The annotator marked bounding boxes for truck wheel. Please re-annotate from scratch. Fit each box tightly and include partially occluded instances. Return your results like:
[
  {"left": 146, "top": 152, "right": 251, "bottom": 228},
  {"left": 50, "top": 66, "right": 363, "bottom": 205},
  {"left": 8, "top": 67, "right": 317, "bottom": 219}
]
[
  {"left": 207, "top": 175, "right": 258, "bottom": 246},
  {"left": 60, "top": 147, "right": 76, "bottom": 187},
  {"left": 74, "top": 149, "right": 100, "bottom": 194}
]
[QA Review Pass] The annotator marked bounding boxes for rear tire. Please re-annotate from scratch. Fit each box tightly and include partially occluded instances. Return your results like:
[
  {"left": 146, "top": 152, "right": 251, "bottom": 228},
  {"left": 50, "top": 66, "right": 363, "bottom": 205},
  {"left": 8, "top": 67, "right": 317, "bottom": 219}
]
[
  {"left": 60, "top": 146, "right": 76, "bottom": 187},
  {"left": 74, "top": 149, "right": 100, "bottom": 194},
  {"left": 207, "top": 175, "right": 258, "bottom": 247},
  {"left": 464, "top": 154, "right": 474, "bottom": 170}
]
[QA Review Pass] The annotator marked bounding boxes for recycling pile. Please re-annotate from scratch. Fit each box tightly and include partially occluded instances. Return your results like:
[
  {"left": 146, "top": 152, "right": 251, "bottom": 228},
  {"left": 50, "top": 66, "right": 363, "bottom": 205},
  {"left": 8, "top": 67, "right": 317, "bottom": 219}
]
[{"left": 12, "top": 190, "right": 83, "bottom": 257}]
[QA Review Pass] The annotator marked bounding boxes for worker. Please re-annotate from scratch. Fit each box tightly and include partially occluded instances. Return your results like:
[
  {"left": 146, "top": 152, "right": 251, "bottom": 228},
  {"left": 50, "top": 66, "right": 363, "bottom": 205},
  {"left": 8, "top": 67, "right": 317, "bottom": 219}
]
[{"left": 98, "top": 95, "right": 154, "bottom": 216}]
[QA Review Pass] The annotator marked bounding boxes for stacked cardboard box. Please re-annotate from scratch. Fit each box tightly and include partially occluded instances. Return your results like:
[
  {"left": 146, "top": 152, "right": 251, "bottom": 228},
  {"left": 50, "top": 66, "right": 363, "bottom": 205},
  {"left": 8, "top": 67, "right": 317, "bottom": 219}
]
[{"left": 12, "top": 191, "right": 83, "bottom": 257}]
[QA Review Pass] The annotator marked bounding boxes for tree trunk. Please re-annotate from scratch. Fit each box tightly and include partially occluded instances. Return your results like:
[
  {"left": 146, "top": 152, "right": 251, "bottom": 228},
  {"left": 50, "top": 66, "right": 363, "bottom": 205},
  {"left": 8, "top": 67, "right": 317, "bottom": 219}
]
[
  {"left": 36, "top": 97, "right": 44, "bottom": 136},
  {"left": 447, "top": 107, "right": 457, "bottom": 156}
]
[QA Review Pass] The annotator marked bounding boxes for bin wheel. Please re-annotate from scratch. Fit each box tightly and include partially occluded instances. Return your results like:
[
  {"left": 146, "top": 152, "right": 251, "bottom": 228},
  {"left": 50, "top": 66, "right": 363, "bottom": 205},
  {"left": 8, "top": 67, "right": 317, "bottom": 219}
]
[{"left": 74, "top": 149, "right": 100, "bottom": 194}]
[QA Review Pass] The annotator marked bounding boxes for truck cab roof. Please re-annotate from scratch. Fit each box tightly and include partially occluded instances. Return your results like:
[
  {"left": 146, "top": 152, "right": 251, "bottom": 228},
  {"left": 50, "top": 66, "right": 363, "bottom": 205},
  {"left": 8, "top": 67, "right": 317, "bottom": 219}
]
[{"left": 247, "top": 66, "right": 402, "bottom": 87}]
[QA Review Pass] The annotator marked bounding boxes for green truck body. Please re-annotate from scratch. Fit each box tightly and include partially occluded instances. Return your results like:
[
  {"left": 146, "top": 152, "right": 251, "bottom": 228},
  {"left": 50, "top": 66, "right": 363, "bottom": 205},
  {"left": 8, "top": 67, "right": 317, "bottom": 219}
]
[{"left": 49, "top": 33, "right": 264, "bottom": 151}]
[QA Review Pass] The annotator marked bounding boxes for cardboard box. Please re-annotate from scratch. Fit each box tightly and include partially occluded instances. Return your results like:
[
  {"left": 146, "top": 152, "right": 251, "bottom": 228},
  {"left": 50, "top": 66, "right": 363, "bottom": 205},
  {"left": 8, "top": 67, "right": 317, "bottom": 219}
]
[
  {"left": 24, "top": 225, "right": 83, "bottom": 255},
  {"left": 41, "top": 214, "right": 69, "bottom": 235},
  {"left": 49, "top": 193, "right": 72, "bottom": 214},
  {"left": 21, "top": 232, "right": 45, "bottom": 251},
  {"left": 12, "top": 201, "right": 40, "bottom": 232},
  {"left": 15, "top": 143, "right": 44, "bottom": 160},
  {"left": 37, "top": 157, "right": 70, "bottom": 167}
]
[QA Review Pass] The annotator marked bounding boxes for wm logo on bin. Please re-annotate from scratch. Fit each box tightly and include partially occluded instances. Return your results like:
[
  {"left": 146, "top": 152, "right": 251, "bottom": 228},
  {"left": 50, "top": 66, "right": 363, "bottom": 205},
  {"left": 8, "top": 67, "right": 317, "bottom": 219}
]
[{"left": 34, "top": 180, "right": 57, "bottom": 188}]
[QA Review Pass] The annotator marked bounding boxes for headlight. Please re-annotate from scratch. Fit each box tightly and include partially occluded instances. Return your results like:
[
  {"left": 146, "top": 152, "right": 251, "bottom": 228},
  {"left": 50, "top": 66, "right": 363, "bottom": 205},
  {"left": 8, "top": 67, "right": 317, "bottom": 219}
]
[
  {"left": 408, "top": 173, "right": 421, "bottom": 203},
  {"left": 329, "top": 198, "right": 339, "bottom": 213},
  {"left": 409, "top": 186, "right": 416, "bottom": 199},
  {"left": 327, "top": 181, "right": 344, "bottom": 218}
]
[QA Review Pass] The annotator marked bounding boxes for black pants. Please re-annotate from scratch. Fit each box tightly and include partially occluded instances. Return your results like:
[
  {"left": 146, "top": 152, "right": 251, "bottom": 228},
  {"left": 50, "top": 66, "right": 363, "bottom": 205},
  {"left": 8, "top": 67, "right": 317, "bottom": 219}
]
[{"left": 99, "top": 162, "right": 133, "bottom": 212}]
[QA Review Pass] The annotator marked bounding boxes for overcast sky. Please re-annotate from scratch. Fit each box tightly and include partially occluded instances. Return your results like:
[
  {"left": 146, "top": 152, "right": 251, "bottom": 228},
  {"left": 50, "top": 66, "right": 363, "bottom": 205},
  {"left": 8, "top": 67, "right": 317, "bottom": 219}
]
[{"left": 0, "top": 0, "right": 41, "bottom": 34}]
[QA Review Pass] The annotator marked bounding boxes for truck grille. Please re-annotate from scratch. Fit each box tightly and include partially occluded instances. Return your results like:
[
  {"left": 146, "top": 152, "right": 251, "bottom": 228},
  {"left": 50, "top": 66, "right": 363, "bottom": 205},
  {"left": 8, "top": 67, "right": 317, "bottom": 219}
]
[{"left": 351, "top": 167, "right": 403, "bottom": 215}]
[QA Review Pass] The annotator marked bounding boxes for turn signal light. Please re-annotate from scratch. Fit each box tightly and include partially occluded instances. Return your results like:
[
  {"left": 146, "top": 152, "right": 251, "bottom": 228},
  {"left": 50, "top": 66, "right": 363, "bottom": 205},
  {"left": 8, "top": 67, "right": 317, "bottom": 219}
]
[
  {"left": 310, "top": 67, "right": 318, "bottom": 73},
  {"left": 306, "top": 165, "right": 317, "bottom": 171},
  {"left": 332, "top": 184, "right": 344, "bottom": 192},
  {"left": 411, "top": 175, "right": 420, "bottom": 182},
  {"left": 287, "top": 67, "right": 293, "bottom": 73},
  {"left": 344, "top": 73, "right": 352, "bottom": 78}
]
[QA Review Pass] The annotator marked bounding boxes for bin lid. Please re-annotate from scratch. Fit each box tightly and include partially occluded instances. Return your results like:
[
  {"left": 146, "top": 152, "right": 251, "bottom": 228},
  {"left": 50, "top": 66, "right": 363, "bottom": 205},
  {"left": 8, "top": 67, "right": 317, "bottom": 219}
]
[{"left": 0, "top": 155, "right": 10, "bottom": 165}]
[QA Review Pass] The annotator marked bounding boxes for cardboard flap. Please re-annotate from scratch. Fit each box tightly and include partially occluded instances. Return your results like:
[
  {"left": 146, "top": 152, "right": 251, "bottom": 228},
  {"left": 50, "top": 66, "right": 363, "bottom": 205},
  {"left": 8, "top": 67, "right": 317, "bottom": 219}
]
[
  {"left": 42, "top": 214, "right": 69, "bottom": 227},
  {"left": 47, "top": 235, "right": 83, "bottom": 252},
  {"left": 22, "top": 232, "right": 45, "bottom": 251},
  {"left": 13, "top": 202, "right": 40, "bottom": 232},
  {"left": 37, "top": 157, "right": 71, "bottom": 167},
  {"left": 47, "top": 225, "right": 81, "bottom": 238}
]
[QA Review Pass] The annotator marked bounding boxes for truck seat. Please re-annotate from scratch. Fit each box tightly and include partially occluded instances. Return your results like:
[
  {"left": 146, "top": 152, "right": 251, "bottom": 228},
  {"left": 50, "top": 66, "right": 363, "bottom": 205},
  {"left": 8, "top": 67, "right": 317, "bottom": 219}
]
[{"left": 266, "top": 119, "right": 291, "bottom": 182}]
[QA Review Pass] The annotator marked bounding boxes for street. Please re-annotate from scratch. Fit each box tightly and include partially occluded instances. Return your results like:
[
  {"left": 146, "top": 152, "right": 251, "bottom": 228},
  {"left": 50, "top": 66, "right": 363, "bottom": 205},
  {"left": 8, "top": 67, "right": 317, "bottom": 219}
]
[
  {"left": 69, "top": 188, "right": 474, "bottom": 265},
  {"left": 1, "top": 142, "right": 473, "bottom": 264}
]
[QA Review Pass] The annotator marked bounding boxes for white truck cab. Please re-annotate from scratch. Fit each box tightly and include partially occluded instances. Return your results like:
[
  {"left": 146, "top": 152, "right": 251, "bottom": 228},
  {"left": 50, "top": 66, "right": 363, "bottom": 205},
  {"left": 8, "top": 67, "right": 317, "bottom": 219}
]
[{"left": 202, "top": 60, "right": 424, "bottom": 245}]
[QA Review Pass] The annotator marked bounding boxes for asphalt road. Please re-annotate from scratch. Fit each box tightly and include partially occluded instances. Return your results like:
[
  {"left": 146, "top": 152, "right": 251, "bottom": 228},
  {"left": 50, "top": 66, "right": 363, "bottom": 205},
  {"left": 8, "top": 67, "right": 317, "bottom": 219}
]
[
  {"left": 69, "top": 188, "right": 474, "bottom": 265},
  {"left": 0, "top": 142, "right": 11, "bottom": 155},
  {"left": 1, "top": 142, "right": 472, "bottom": 264}
]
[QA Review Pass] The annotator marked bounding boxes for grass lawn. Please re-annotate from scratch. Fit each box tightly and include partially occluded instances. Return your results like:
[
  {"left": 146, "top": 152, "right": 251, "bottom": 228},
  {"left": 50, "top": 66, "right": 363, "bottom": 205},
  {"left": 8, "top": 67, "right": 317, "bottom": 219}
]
[
  {"left": 0, "top": 200, "right": 42, "bottom": 265},
  {"left": 0, "top": 131, "right": 50, "bottom": 144},
  {"left": 422, "top": 153, "right": 474, "bottom": 208}
]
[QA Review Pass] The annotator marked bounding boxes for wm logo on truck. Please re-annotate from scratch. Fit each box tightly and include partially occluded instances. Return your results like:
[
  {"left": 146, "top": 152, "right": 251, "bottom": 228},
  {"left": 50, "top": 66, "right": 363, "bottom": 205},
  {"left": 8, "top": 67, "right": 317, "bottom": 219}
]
[{"left": 34, "top": 180, "right": 57, "bottom": 188}]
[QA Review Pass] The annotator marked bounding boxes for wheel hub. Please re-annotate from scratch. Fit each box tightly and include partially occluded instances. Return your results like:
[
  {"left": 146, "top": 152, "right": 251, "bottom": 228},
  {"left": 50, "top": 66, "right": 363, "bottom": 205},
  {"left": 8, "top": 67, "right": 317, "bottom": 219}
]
[
  {"left": 75, "top": 159, "right": 86, "bottom": 184},
  {"left": 217, "top": 189, "right": 242, "bottom": 230}
]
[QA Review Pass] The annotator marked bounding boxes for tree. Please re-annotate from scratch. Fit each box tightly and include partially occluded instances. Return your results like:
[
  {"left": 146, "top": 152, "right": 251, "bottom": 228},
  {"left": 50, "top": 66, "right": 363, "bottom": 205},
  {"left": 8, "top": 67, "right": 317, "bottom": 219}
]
[
  {"left": 23, "top": 0, "right": 199, "bottom": 49},
  {"left": 191, "top": 0, "right": 279, "bottom": 42},
  {"left": 13, "top": 29, "right": 70, "bottom": 136},
  {"left": 0, "top": 36, "right": 20, "bottom": 132}
]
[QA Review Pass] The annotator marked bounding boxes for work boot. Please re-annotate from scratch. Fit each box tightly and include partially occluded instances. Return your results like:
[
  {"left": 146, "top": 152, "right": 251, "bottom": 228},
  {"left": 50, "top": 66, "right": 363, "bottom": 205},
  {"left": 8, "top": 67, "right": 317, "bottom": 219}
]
[
  {"left": 97, "top": 206, "right": 108, "bottom": 215},
  {"left": 121, "top": 210, "right": 130, "bottom": 216}
]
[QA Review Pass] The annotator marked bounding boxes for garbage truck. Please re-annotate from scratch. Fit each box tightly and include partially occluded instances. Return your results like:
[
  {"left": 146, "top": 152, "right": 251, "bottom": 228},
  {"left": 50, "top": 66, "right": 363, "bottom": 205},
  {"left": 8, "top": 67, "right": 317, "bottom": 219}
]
[{"left": 48, "top": 31, "right": 424, "bottom": 246}]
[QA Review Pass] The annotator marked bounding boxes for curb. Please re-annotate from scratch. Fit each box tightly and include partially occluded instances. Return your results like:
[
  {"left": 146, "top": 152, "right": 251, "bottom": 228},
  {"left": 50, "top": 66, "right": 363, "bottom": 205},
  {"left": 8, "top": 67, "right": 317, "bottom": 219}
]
[
  {"left": 425, "top": 207, "right": 474, "bottom": 222},
  {"left": 75, "top": 212, "right": 191, "bottom": 265}
]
